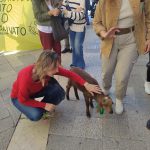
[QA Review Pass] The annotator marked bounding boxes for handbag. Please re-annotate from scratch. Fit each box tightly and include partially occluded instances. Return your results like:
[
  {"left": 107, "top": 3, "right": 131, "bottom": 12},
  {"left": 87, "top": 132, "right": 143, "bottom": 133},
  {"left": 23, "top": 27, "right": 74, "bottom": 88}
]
[
  {"left": 65, "top": 0, "right": 74, "bottom": 26},
  {"left": 51, "top": 16, "right": 68, "bottom": 41},
  {"left": 61, "top": 0, "right": 74, "bottom": 31}
]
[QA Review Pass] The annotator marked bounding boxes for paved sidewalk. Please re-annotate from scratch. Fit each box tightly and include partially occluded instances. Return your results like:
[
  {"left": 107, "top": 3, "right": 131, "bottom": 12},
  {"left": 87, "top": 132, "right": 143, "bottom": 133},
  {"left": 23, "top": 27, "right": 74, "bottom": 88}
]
[{"left": 0, "top": 25, "right": 150, "bottom": 150}]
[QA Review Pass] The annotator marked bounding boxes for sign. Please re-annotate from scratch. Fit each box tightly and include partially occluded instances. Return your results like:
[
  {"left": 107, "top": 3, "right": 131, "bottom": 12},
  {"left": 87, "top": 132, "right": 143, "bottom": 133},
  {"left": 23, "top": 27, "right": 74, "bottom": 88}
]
[{"left": 0, "top": 0, "right": 42, "bottom": 51}]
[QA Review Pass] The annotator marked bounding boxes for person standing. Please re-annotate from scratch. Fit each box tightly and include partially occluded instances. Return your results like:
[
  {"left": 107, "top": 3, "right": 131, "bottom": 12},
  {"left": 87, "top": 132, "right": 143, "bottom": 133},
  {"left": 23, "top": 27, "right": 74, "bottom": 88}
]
[
  {"left": 93, "top": 0, "right": 150, "bottom": 114},
  {"left": 62, "top": 0, "right": 86, "bottom": 69},
  {"left": 31, "top": 0, "right": 62, "bottom": 57}
]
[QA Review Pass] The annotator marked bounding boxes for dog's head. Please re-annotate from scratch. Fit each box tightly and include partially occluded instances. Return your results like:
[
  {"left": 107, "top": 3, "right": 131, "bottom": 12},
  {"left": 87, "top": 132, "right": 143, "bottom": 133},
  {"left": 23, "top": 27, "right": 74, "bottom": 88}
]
[{"left": 96, "top": 94, "right": 113, "bottom": 114}]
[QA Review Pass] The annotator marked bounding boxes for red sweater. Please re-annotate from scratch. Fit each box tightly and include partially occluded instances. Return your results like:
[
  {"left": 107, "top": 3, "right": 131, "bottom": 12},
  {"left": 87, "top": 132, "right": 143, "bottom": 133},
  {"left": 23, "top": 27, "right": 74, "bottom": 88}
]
[{"left": 11, "top": 65, "right": 86, "bottom": 108}]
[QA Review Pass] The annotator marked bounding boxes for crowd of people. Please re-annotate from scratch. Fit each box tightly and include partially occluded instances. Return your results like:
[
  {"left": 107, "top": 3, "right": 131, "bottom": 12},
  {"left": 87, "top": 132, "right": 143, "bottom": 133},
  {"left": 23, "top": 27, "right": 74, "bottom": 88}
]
[{"left": 10, "top": 0, "right": 150, "bottom": 130}]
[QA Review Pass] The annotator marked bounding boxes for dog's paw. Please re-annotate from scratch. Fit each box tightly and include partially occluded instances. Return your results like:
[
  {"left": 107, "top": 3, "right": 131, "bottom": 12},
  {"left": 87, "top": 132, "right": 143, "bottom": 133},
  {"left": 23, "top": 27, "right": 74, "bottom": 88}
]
[
  {"left": 66, "top": 95, "right": 70, "bottom": 100},
  {"left": 86, "top": 112, "right": 91, "bottom": 118},
  {"left": 90, "top": 103, "right": 94, "bottom": 108}
]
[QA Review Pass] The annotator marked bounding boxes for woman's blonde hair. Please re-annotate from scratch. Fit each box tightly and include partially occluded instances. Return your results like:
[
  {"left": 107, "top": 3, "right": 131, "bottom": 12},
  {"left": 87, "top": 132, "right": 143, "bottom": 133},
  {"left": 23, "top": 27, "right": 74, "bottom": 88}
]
[{"left": 33, "top": 50, "right": 59, "bottom": 84}]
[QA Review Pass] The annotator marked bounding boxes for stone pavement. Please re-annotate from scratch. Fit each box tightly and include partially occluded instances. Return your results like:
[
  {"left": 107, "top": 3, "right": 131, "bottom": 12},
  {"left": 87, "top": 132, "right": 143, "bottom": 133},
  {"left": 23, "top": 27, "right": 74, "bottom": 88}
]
[{"left": 0, "top": 25, "right": 150, "bottom": 150}]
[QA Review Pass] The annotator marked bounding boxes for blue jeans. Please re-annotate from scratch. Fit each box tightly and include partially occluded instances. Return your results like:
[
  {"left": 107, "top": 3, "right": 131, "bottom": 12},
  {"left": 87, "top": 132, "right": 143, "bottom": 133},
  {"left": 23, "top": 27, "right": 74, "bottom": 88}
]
[
  {"left": 11, "top": 78, "right": 65, "bottom": 121},
  {"left": 69, "top": 29, "right": 86, "bottom": 69}
]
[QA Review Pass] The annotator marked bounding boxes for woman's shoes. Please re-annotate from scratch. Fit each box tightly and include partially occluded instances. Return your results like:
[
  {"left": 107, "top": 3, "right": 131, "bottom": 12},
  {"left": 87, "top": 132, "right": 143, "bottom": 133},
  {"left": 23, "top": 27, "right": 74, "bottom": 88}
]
[
  {"left": 115, "top": 98, "right": 124, "bottom": 115},
  {"left": 146, "top": 119, "right": 150, "bottom": 130},
  {"left": 42, "top": 111, "right": 55, "bottom": 119},
  {"left": 61, "top": 48, "right": 72, "bottom": 53}
]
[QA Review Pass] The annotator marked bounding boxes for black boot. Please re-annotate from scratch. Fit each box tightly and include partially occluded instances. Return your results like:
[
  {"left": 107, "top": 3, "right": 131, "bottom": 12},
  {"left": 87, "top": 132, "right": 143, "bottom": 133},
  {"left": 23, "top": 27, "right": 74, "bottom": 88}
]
[
  {"left": 61, "top": 48, "right": 72, "bottom": 53},
  {"left": 146, "top": 119, "right": 150, "bottom": 129}
]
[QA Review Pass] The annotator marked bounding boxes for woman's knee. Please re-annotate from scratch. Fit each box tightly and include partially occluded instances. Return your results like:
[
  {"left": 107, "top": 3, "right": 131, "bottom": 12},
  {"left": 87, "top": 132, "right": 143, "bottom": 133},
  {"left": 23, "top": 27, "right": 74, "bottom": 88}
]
[
  {"left": 59, "top": 89, "right": 65, "bottom": 100},
  {"left": 27, "top": 111, "right": 43, "bottom": 121},
  {"left": 46, "top": 83, "right": 65, "bottom": 104},
  {"left": 53, "top": 86, "right": 65, "bottom": 105},
  {"left": 55, "top": 85, "right": 65, "bottom": 100}
]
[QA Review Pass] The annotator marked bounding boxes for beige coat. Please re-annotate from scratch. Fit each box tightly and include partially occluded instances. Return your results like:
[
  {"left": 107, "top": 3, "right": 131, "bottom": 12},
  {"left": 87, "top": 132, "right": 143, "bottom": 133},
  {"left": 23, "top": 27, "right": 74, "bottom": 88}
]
[{"left": 93, "top": 0, "right": 150, "bottom": 58}]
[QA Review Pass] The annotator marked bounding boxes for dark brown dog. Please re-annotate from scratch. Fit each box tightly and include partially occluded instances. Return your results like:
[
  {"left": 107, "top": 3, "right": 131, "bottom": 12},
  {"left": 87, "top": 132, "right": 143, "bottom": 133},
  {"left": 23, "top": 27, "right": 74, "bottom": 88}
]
[{"left": 66, "top": 67, "right": 113, "bottom": 118}]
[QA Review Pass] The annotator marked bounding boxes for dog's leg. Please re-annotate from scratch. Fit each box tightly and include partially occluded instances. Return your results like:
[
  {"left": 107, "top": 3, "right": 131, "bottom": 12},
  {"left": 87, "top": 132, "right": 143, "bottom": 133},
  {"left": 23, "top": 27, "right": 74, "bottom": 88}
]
[
  {"left": 90, "top": 98, "right": 94, "bottom": 108},
  {"left": 84, "top": 94, "right": 91, "bottom": 118},
  {"left": 66, "top": 80, "right": 71, "bottom": 100},
  {"left": 74, "top": 86, "right": 79, "bottom": 100}
]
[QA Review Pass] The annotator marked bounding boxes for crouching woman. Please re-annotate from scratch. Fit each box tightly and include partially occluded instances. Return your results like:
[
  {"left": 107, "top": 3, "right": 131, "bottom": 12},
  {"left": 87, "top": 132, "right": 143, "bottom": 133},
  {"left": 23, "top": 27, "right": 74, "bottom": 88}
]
[{"left": 10, "top": 50, "right": 101, "bottom": 121}]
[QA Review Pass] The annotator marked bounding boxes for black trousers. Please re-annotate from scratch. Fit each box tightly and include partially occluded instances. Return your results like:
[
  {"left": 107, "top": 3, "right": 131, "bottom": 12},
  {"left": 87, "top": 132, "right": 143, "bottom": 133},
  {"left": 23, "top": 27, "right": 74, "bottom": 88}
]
[{"left": 31, "top": 77, "right": 65, "bottom": 105}]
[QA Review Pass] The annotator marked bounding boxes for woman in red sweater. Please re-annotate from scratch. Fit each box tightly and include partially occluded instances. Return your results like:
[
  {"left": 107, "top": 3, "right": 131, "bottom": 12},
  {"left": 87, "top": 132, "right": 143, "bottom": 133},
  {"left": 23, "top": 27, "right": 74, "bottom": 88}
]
[{"left": 11, "top": 50, "right": 101, "bottom": 121}]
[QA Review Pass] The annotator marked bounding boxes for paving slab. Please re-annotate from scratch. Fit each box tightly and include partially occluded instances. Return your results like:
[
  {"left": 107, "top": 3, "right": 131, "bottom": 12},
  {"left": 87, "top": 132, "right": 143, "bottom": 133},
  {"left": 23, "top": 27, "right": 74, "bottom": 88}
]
[
  {"left": 0, "top": 128, "right": 15, "bottom": 150},
  {"left": 102, "top": 137, "right": 147, "bottom": 150},
  {"left": 0, "top": 63, "right": 16, "bottom": 79},
  {"left": 102, "top": 117, "right": 130, "bottom": 139},
  {"left": 7, "top": 116, "right": 50, "bottom": 150},
  {"left": 0, "top": 117, "right": 14, "bottom": 133},
  {"left": 47, "top": 135, "right": 102, "bottom": 150},
  {"left": 49, "top": 114, "right": 76, "bottom": 137},
  {"left": 72, "top": 116, "right": 102, "bottom": 139}
]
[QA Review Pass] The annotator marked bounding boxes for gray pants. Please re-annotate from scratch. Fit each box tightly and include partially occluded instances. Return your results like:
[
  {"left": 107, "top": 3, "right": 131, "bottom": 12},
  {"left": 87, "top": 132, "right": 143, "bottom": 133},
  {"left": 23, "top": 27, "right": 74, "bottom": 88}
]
[{"left": 101, "top": 32, "right": 139, "bottom": 100}]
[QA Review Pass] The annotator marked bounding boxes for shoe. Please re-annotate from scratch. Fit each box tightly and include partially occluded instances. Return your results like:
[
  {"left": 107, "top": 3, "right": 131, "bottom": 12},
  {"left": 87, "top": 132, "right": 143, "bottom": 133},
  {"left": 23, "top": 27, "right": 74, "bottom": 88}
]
[
  {"left": 115, "top": 98, "right": 124, "bottom": 115},
  {"left": 146, "top": 119, "right": 150, "bottom": 130},
  {"left": 42, "top": 111, "right": 55, "bottom": 119},
  {"left": 144, "top": 81, "right": 150, "bottom": 95},
  {"left": 61, "top": 48, "right": 72, "bottom": 53},
  {"left": 70, "top": 64, "right": 85, "bottom": 70},
  {"left": 70, "top": 64, "right": 75, "bottom": 68}
]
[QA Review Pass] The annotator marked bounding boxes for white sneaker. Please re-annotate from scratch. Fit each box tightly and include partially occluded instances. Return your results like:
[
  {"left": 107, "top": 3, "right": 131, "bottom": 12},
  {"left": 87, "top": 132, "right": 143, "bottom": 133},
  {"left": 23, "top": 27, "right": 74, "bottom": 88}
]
[
  {"left": 144, "top": 81, "right": 150, "bottom": 95},
  {"left": 115, "top": 98, "right": 124, "bottom": 115}
]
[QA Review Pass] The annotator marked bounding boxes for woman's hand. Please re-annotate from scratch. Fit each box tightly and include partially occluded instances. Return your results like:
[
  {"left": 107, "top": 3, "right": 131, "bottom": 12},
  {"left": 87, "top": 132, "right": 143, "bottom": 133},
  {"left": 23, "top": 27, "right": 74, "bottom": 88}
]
[
  {"left": 84, "top": 82, "right": 102, "bottom": 96},
  {"left": 61, "top": 9, "right": 68, "bottom": 15},
  {"left": 48, "top": 8, "right": 60, "bottom": 16},
  {"left": 45, "top": 103, "right": 56, "bottom": 112},
  {"left": 100, "top": 27, "right": 120, "bottom": 39},
  {"left": 144, "top": 40, "right": 150, "bottom": 54}
]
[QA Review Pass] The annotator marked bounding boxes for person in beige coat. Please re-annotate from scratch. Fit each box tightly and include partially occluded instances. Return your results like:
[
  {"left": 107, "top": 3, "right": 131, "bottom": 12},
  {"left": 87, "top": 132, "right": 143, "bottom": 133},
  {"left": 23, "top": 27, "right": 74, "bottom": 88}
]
[{"left": 93, "top": 0, "right": 150, "bottom": 114}]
